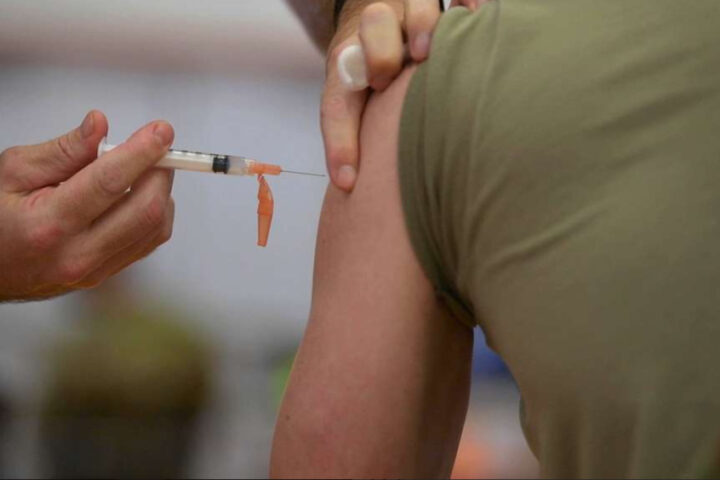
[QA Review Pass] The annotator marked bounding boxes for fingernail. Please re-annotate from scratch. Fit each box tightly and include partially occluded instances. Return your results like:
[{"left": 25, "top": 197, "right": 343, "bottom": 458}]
[
  {"left": 414, "top": 33, "right": 432, "bottom": 60},
  {"left": 336, "top": 165, "right": 357, "bottom": 191},
  {"left": 80, "top": 112, "right": 94, "bottom": 139},
  {"left": 152, "top": 122, "right": 173, "bottom": 146}
]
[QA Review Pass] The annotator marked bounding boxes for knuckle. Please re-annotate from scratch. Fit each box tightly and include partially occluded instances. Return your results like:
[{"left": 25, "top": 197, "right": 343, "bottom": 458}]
[
  {"left": 363, "top": 2, "right": 394, "bottom": 20},
  {"left": 325, "top": 144, "right": 354, "bottom": 166},
  {"left": 321, "top": 94, "right": 348, "bottom": 122},
  {"left": 160, "top": 201, "right": 175, "bottom": 243},
  {"left": 159, "top": 221, "right": 173, "bottom": 244},
  {"left": 55, "top": 134, "right": 75, "bottom": 162},
  {"left": 25, "top": 221, "right": 64, "bottom": 252},
  {"left": 95, "top": 166, "right": 128, "bottom": 197},
  {"left": 142, "top": 195, "right": 167, "bottom": 229},
  {"left": 0, "top": 146, "right": 24, "bottom": 178},
  {"left": 57, "top": 257, "right": 91, "bottom": 285},
  {"left": 79, "top": 276, "right": 105, "bottom": 290},
  {"left": 0, "top": 147, "right": 24, "bottom": 182},
  {"left": 1, "top": 145, "right": 24, "bottom": 166}
]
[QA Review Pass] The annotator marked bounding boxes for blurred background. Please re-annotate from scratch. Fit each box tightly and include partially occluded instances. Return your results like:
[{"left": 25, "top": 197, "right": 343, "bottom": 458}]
[{"left": 0, "top": 1, "right": 537, "bottom": 477}]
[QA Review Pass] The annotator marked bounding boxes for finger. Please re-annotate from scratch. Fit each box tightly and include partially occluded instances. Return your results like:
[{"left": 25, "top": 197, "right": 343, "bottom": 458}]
[
  {"left": 52, "top": 120, "right": 174, "bottom": 232},
  {"left": 1, "top": 110, "right": 108, "bottom": 193},
  {"left": 405, "top": 0, "right": 441, "bottom": 62},
  {"left": 78, "top": 167, "right": 174, "bottom": 264},
  {"left": 323, "top": 38, "right": 369, "bottom": 192},
  {"left": 449, "top": 0, "right": 481, "bottom": 9},
  {"left": 75, "top": 197, "right": 175, "bottom": 289},
  {"left": 359, "top": 2, "right": 404, "bottom": 91}
]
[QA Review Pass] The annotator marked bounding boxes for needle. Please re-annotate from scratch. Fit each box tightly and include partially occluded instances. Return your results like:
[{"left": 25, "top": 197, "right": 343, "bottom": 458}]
[{"left": 282, "top": 169, "right": 326, "bottom": 177}]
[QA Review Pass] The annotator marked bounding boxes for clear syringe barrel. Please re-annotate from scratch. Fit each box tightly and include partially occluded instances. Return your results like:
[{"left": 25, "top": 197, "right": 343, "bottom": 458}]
[{"left": 97, "top": 138, "right": 282, "bottom": 176}]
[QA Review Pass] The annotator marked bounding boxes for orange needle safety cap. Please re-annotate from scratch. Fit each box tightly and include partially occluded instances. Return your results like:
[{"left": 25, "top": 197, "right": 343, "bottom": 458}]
[
  {"left": 249, "top": 161, "right": 282, "bottom": 176},
  {"left": 257, "top": 174, "right": 274, "bottom": 247}
]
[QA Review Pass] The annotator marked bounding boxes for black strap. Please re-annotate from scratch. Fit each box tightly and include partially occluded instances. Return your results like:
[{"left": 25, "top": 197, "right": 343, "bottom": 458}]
[{"left": 334, "top": 0, "right": 446, "bottom": 28}]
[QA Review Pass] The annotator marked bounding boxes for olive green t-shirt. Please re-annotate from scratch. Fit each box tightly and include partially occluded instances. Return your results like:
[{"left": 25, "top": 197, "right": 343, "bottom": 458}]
[{"left": 399, "top": 1, "right": 720, "bottom": 477}]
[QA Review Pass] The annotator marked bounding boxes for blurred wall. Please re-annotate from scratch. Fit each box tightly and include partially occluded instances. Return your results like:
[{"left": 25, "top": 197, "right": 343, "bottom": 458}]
[{"left": 0, "top": 1, "right": 326, "bottom": 477}]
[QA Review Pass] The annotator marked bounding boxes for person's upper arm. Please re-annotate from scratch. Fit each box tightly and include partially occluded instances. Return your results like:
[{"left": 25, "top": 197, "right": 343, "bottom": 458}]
[{"left": 270, "top": 67, "right": 474, "bottom": 478}]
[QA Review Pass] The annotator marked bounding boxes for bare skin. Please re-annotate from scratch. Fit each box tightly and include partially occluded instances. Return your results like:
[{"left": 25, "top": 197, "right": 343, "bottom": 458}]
[
  {"left": 270, "top": 68, "right": 474, "bottom": 478},
  {"left": 0, "top": 111, "right": 175, "bottom": 301}
]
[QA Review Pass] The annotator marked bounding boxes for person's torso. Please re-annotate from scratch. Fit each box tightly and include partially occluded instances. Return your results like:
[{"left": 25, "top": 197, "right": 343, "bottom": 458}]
[{"left": 401, "top": 1, "right": 720, "bottom": 476}]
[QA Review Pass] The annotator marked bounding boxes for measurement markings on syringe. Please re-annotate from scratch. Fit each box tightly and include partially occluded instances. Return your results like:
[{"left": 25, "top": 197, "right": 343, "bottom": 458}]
[{"left": 172, "top": 148, "right": 232, "bottom": 174}]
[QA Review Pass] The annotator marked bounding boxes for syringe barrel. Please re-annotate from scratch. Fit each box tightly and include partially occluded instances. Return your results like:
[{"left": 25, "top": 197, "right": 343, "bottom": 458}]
[
  {"left": 97, "top": 138, "right": 254, "bottom": 176},
  {"left": 159, "top": 150, "right": 216, "bottom": 172},
  {"left": 158, "top": 150, "right": 249, "bottom": 175}
]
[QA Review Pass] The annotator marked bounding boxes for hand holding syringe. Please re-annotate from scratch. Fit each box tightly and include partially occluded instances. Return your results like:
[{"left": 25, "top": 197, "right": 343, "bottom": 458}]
[{"left": 98, "top": 138, "right": 324, "bottom": 247}]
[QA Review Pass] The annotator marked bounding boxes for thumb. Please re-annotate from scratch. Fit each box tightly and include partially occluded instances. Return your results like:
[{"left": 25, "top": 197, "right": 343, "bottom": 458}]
[{"left": 3, "top": 110, "right": 108, "bottom": 192}]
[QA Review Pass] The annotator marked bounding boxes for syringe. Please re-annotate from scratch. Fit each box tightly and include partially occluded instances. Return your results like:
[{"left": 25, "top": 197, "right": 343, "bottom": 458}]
[{"left": 97, "top": 138, "right": 324, "bottom": 177}]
